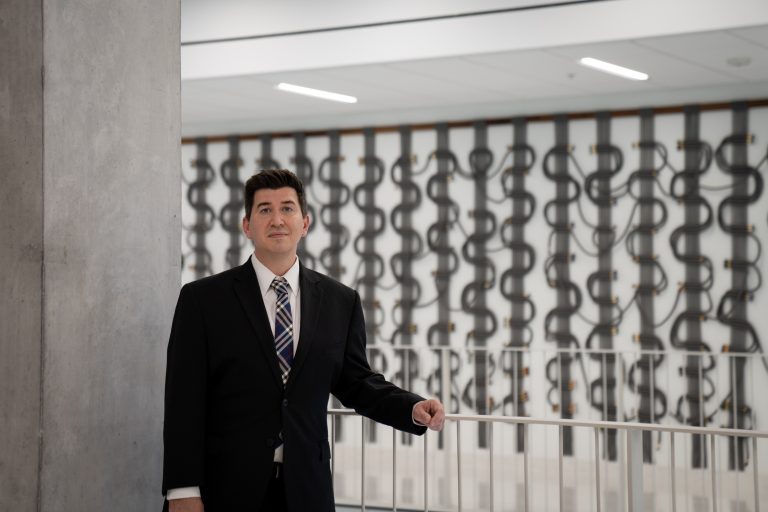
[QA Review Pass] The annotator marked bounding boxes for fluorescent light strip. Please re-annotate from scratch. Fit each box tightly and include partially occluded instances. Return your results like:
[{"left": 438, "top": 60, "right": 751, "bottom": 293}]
[
  {"left": 579, "top": 57, "right": 649, "bottom": 81},
  {"left": 276, "top": 83, "right": 357, "bottom": 103}
]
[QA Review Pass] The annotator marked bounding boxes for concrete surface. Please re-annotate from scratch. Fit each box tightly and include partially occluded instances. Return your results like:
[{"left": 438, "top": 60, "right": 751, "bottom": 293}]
[
  {"left": 0, "top": 1, "right": 44, "bottom": 510},
  {"left": 1, "top": 0, "right": 181, "bottom": 510}
]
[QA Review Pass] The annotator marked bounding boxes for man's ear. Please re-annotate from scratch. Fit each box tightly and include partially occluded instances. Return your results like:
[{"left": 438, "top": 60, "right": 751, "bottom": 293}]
[
  {"left": 242, "top": 216, "right": 250, "bottom": 235},
  {"left": 302, "top": 214, "right": 311, "bottom": 236}
]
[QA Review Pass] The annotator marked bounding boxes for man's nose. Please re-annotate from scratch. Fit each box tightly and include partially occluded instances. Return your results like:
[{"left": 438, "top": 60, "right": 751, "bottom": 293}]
[{"left": 270, "top": 211, "right": 286, "bottom": 226}]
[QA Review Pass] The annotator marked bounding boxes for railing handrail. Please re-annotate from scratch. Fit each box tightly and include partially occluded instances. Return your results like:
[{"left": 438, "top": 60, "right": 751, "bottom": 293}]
[{"left": 327, "top": 408, "right": 768, "bottom": 438}]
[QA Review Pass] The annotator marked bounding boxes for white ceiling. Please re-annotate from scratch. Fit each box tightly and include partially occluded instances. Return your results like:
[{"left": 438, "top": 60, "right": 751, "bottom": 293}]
[{"left": 181, "top": 1, "right": 768, "bottom": 137}]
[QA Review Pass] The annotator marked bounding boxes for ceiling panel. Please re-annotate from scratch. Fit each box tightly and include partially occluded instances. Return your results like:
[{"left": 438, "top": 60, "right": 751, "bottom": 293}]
[
  {"left": 317, "top": 63, "right": 511, "bottom": 102},
  {"left": 636, "top": 31, "right": 768, "bottom": 80},
  {"left": 183, "top": 77, "right": 282, "bottom": 104},
  {"left": 730, "top": 25, "right": 768, "bottom": 48},
  {"left": 389, "top": 57, "right": 579, "bottom": 98}
]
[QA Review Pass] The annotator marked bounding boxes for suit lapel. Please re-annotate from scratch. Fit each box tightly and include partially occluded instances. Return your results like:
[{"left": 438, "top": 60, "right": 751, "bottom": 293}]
[
  {"left": 232, "top": 260, "right": 283, "bottom": 391},
  {"left": 286, "top": 264, "right": 322, "bottom": 393}
]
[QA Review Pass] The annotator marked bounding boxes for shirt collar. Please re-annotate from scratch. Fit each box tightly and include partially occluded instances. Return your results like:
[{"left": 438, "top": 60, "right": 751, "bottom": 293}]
[{"left": 250, "top": 253, "right": 300, "bottom": 297}]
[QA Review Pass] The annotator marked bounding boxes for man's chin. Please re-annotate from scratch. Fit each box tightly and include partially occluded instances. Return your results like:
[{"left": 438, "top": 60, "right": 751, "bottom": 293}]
[{"left": 260, "top": 245, "right": 294, "bottom": 257}]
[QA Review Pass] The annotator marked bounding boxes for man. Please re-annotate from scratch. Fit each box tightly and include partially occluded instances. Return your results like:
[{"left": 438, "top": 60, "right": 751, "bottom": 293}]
[{"left": 163, "top": 169, "right": 444, "bottom": 511}]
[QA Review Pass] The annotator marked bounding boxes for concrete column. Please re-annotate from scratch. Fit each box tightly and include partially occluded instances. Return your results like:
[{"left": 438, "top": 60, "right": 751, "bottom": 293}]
[
  {"left": 0, "top": 1, "right": 44, "bottom": 510},
  {"left": 1, "top": 1, "right": 180, "bottom": 510}
]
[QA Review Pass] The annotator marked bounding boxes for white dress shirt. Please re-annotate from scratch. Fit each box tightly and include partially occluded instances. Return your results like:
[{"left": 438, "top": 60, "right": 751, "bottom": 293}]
[{"left": 167, "top": 254, "right": 301, "bottom": 501}]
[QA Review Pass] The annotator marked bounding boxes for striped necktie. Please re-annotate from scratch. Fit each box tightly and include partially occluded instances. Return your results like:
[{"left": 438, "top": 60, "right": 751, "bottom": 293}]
[{"left": 270, "top": 277, "right": 294, "bottom": 386}]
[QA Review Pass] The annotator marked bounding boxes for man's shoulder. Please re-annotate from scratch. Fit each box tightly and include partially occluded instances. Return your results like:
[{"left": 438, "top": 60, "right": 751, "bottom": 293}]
[{"left": 302, "top": 265, "right": 356, "bottom": 299}]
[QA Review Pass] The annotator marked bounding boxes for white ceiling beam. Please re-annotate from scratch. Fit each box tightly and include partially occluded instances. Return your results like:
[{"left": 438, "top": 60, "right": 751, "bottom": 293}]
[
  {"left": 182, "top": 0, "right": 768, "bottom": 80},
  {"left": 181, "top": 0, "right": 580, "bottom": 44}
]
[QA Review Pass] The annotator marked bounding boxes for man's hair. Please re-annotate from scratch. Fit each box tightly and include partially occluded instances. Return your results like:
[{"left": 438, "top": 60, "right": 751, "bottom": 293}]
[{"left": 244, "top": 169, "right": 308, "bottom": 218}]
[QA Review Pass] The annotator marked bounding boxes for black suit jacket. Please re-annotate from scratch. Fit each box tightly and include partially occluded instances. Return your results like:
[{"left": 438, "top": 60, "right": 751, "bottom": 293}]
[{"left": 162, "top": 260, "right": 426, "bottom": 511}]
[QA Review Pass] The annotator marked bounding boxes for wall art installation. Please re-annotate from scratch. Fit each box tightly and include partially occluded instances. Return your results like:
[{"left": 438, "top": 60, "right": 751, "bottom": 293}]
[{"left": 181, "top": 104, "right": 768, "bottom": 499}]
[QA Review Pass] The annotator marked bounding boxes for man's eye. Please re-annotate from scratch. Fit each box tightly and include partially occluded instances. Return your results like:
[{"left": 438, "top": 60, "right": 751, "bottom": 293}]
[
  {"left": 282, "top": 206, "right": 294, "bottom": 212},
  {"left": 259, "top": 208, "right": 270, "bottom": 214}
]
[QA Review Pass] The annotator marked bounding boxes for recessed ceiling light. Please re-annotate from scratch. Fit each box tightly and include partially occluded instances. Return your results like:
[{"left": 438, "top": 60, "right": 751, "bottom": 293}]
[
  {"left": 275, "top": 83, "right": 357, "bottom": 104},
  {"left": 579, "top": 57, "right": 649, "bottom": 81}
]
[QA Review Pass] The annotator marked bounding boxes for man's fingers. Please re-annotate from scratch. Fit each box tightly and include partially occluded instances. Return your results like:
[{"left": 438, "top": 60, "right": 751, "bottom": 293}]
[
  {"left": 428, "top": 408, "right": 445, "bottom": 430},
  {"left": 427, "top": 400, "right": 445, "bottom": 431},
  {"left": 415, "top": 399, "right": 445, "bottom": 431},
  {"left": 414, "top": 405, "right": 431, "bottom": 426}
]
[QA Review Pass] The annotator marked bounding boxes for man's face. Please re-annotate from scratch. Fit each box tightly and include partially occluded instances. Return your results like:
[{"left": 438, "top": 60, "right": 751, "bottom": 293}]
[{"left": 243, "top": 187, "right": 309, "bottom": 262}]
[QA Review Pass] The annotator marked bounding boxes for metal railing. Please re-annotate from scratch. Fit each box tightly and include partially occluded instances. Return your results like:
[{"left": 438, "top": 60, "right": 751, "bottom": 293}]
[{"left": 328, "top": 409, "right": 767, "bottom": 512}]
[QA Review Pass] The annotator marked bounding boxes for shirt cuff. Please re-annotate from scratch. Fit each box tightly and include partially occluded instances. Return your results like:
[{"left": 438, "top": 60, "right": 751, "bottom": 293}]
[
  {"left": 412, "top": 400, "right": 425, "bottom": 426},
  {"left": 167, "top": 487, "right": 201, "bottom": 500}
]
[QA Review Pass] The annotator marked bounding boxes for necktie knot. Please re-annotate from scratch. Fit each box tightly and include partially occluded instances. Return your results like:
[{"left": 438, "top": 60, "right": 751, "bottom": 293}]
[{"left": 271, "top": 277, "right": 290, "bottom": 297}]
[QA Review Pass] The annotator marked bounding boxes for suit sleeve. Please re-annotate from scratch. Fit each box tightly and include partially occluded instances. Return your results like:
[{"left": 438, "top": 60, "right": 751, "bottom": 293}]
[
  {"left": 332, "top": 291, "right": 427, "bottom": 435},
  {"left": 162, "top": 284, "right": 208, "bottom": 494}
]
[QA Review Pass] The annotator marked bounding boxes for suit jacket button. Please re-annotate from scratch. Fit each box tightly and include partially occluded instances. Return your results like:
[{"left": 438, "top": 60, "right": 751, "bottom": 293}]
[
  {"left": 266, "top": 438, "right": 275, "bottom": 447},
  {"left": 282, "top": 399, "right": 288, "bottom": 407}
]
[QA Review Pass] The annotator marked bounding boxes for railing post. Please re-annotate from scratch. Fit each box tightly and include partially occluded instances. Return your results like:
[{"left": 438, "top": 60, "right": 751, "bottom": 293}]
[
  {"left": 524, "top": 423, "right": 530, "bottom": 512},
  {"left": 559, "top": 425, "right": 564, "bottom": 512},
  {"left": 331, "top": 415, "right": 336, "bottom": 483},
  {"left": 392, "top": 428, "right": 397, "bottom": 512},
  {"left": 618, "top": 352, "right": 627, "bottom": 511},
  {"left": 489, "top": 421, "right": 494, "bottom": 512},
  {"left": 457, "top": 421, "right": 462, "bottom": 512},
  {"left": 699, "top": 354, "right": 705, "bottom": 464},
  {"left": 362, "top": 416, "right": 366, "bottom": 512},
  {"left": 626, "top": 428, "right": 644, "bottom": 512},
  {"left": 594, "top": 426, "right": 601, "bottom": 512},
  {"left": 753, "top": 436, "right": 759, "bottom": 512},
  {"left": 424, "top": 428, "right": 428, "bottom": 512},
  {"left": 710, "top": 434, "right": 717, "bottom": 512},
  {"left": 670, "top": 431, "right": 676, "bottom": 512}
]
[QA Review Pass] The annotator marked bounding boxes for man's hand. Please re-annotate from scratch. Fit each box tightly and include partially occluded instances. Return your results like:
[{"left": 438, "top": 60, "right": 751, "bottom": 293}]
[
  {"left": 413, "top": 398, "right": 445, "bottom": 431},
  {"left": 169, "top": 497, "right": 204, "bottom": 512}
]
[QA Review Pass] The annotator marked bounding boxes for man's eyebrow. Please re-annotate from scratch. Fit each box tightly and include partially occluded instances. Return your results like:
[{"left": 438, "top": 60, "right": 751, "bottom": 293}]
[{"left": 255, "top": 199, "right": 297, "bottom": 208}]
